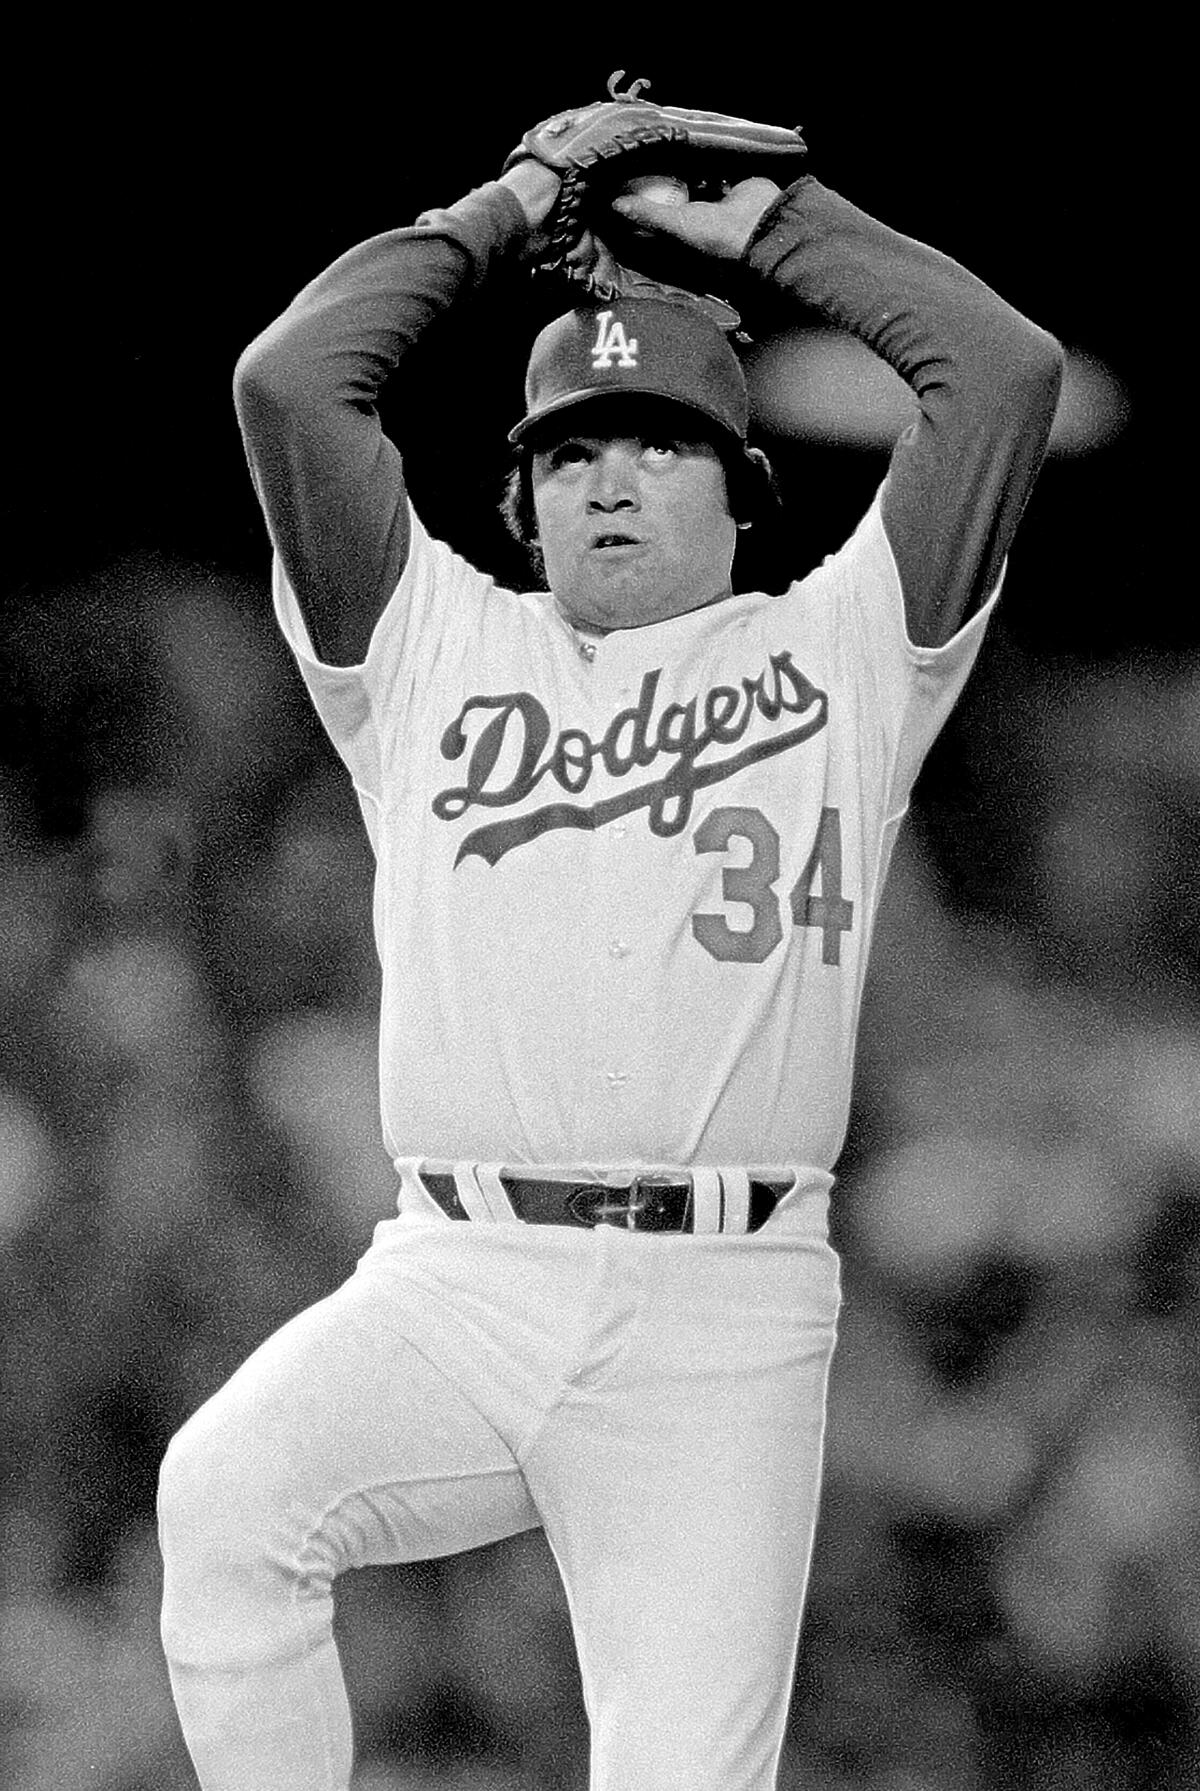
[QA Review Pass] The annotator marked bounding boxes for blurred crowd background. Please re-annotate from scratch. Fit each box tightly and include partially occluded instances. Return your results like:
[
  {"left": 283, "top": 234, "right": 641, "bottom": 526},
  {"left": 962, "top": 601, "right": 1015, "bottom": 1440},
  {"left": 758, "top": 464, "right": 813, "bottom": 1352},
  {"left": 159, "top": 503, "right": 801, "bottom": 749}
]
[{"left": 1, "top": 38, "right": 1185, "bottom": 1791}]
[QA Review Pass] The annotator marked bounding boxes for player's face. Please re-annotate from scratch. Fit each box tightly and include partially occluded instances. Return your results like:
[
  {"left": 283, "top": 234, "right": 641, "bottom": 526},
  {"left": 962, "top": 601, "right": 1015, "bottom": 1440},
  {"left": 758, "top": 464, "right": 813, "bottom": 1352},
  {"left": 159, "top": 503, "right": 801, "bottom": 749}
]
[{"left": 530, "top": 409, "right": 738, "bottom": 634}]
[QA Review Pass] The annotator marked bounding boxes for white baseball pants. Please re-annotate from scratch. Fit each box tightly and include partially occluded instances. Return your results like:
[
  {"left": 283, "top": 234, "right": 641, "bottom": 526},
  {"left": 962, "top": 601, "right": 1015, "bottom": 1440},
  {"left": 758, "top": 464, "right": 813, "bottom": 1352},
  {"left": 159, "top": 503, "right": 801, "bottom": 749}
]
[{"left": 158, "top": 1190, "right": 840, "bottom": 1790}]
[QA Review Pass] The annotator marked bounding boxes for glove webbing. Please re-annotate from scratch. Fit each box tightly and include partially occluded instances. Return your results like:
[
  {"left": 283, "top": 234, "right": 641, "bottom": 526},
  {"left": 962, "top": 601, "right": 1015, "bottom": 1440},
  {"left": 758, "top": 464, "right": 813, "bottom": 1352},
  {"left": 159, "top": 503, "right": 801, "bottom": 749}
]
[{"left": 539, "top": 126, "right": 688, "bottom": 277}]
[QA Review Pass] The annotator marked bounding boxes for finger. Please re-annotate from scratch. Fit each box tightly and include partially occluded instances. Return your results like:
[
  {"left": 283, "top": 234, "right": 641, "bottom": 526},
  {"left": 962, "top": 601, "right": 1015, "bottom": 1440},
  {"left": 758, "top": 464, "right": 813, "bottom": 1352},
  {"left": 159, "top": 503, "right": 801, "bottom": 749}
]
[
  {"left": 612, "top": 175, "right": 782, "bottom": 239},
  {"left": 724, "top": 177, "right": 785, "bottom": 205},
  {"left": 610, "top": 192, "right": 708, "bottom": 235}
]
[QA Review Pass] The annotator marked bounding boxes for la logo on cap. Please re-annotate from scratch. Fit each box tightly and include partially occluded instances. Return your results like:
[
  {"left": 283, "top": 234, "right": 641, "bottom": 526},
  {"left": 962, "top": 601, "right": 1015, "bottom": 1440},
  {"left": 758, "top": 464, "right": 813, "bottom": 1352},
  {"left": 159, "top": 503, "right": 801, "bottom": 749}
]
[{"left": 591, "top": 311, "right": 638, "bottom": 370}]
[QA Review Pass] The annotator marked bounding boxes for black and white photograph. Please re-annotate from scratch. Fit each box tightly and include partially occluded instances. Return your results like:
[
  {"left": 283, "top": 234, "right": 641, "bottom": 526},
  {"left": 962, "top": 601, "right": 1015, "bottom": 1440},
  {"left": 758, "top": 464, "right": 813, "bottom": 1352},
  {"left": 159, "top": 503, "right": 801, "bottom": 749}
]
[{"left": 0, "top": 33, "right": 1183, "bottom": 1791}]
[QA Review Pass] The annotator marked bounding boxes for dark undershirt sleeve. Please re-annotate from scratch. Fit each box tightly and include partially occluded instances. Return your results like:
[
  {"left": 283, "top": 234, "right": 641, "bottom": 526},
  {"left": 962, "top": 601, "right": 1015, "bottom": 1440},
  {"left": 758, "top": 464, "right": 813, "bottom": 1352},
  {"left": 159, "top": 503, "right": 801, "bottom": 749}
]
[
  {"left": 232, "top": 183, "right": 529, "bottom": 666},
  {"left": 745, "top": 178, "right": 1064, "bottom": 647}
]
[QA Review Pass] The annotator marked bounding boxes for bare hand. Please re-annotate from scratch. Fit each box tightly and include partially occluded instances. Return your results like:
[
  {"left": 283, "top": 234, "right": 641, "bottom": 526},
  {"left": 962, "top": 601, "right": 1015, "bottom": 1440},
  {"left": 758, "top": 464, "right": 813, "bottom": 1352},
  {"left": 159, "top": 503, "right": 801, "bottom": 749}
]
[{"left": 612, "top": 177, "right": 783, "bottom": 260}]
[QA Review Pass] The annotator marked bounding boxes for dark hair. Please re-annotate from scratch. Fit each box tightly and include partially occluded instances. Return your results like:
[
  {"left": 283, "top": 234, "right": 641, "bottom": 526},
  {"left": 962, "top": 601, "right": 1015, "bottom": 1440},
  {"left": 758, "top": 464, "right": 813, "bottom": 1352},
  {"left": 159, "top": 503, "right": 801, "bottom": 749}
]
[{"left": 499, "top": 436, "right": 780, "bottom": 585}]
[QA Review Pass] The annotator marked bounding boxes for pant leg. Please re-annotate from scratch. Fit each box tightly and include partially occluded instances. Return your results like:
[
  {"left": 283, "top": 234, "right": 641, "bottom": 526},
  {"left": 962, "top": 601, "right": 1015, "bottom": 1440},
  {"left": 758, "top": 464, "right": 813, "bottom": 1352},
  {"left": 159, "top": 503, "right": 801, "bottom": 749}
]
[
  {"left": 524, "top": 1222, "right": 841, "bottom": 1791},
  {"left": 157, "top": 1252, "right": 539, "bottom": 1791}
]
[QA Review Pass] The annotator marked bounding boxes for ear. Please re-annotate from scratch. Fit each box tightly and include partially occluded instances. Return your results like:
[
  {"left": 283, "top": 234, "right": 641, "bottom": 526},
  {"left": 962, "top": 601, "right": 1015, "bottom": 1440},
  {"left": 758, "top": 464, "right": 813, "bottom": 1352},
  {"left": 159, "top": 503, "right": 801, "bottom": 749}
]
[
  {"left": 521, "top": 458, "right": 543, "bottom": 547},
  {"left": 742, "top": 445, "right": 781, "bottom": 526}
]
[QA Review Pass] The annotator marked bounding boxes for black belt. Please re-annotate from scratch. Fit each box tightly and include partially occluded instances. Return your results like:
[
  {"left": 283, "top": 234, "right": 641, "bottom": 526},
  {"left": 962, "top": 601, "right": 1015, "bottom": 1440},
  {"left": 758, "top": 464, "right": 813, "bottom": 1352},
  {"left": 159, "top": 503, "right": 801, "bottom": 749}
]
[{"left": 419, "top": 1171, "right": 793, "bottom": 1234}]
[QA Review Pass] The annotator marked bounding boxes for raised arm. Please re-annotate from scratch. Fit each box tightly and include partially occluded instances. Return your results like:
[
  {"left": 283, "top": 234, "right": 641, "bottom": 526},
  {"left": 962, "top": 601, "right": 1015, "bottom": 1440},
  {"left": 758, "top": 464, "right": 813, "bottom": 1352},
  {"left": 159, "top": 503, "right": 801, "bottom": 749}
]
[
  {"left": 233, "top": 161, "right": 560, "bottom": 666},
  {"left": 615, "top": 174, "right": 1065, "bottom": 648}
]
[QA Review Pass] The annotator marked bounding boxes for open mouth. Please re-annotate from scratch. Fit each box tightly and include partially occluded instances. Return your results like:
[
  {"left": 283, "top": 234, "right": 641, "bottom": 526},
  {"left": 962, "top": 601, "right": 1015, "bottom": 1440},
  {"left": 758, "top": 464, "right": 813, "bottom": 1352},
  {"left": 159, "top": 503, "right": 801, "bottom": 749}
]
[{"left": 590, "top": 532, "right": 643, "bottom": 551}]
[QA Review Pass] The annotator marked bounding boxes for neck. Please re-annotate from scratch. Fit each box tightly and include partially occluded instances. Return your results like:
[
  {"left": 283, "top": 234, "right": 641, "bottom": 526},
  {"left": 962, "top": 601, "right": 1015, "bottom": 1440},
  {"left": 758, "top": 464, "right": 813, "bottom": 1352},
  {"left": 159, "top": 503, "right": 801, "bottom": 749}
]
[{"left": 555, "top": 584, "right": 735, "bottom": 640}]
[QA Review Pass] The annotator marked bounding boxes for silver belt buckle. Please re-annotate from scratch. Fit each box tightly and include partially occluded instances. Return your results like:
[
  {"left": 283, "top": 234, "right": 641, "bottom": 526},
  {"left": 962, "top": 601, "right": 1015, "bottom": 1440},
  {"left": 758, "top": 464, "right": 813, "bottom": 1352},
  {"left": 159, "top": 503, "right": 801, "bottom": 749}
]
[{"left": 627, "top": 1170, "right": 692, "bottom": 1231}]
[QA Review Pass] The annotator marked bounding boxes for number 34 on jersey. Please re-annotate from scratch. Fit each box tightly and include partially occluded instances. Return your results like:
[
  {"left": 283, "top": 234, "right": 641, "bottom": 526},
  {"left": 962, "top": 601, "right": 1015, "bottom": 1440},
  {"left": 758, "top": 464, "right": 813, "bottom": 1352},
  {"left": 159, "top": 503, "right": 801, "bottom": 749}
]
[{"left": 692, "top": 804, "right": 853, "bottom": 966}]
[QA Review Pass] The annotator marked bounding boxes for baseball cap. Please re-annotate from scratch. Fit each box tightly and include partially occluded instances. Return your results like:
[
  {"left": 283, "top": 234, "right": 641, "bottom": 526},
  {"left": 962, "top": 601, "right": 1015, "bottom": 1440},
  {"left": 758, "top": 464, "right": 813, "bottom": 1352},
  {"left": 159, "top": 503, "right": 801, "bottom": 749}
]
[{"left": 509, "top": 297, "right": 749, "bottom": 450}]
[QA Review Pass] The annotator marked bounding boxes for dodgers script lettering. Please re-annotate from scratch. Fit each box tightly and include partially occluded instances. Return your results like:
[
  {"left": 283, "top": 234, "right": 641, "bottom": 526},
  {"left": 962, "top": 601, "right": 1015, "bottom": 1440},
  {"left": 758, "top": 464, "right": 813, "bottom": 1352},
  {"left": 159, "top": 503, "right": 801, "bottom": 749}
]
[{"left": 433, "top": 650, "right": 829, "bottom": 867}]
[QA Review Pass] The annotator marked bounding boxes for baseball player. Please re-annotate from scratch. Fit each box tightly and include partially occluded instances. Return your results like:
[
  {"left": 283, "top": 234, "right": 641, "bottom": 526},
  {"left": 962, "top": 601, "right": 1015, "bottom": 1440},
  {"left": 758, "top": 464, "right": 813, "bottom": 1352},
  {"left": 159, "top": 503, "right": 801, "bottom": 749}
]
[{"left": 156, "top": 81, "right": 1062, "bottom": 1791}]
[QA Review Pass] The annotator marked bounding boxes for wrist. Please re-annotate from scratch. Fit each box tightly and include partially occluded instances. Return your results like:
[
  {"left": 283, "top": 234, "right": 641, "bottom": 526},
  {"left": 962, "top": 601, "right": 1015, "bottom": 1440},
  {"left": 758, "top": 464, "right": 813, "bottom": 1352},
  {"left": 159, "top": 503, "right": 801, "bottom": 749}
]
[
  {"left": 742, "top": 177, "right": 809, "bottom": 260},
  {"left": 499, "top": 158, "right": 562, "bottom": 230},
  {"left": 413, "top": 183, "right": 533, "bottom": 285}
]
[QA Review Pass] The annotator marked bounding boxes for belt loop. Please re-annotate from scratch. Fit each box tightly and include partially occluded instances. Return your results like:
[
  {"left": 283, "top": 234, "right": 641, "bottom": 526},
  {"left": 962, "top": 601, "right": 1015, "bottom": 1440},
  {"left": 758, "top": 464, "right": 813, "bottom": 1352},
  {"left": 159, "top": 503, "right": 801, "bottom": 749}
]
[
  {"left": 474, "top": 1164, "right": 522, "bottom": 1223},
  {"left": 452, "top": 1163, "right": 494, "bottom": 1222},
  {"left": 720, "top": 1170, "right": 750, "bottom": 1234},
  {"left": 398, "top": 1160, "right": 450, "bottom": 1220},
  {"left": 690, "top": 1168, "right": 722, "bottom": 1234}
]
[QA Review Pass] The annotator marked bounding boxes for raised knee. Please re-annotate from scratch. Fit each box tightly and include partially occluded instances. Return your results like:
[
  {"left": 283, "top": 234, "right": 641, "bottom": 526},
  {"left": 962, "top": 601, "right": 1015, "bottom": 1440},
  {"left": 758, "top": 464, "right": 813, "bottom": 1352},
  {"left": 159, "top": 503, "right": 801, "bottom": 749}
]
[
  {"left": 158, "top": 1416, "right": 210, "bottom": 1544},
  {"left": 157, "top": 1395, "right": 304, "bottom": 1666},
  {"left": 157, "top": 1394, "right": 269, "bottom": 1561}
]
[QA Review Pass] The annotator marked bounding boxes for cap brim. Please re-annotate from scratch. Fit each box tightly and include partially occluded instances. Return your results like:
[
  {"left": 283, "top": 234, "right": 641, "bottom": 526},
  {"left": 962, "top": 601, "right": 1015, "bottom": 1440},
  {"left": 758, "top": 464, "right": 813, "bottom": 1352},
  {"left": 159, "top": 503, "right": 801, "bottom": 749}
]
[{"left": 508, "top": 386, "right": 744, "bottom": 449}]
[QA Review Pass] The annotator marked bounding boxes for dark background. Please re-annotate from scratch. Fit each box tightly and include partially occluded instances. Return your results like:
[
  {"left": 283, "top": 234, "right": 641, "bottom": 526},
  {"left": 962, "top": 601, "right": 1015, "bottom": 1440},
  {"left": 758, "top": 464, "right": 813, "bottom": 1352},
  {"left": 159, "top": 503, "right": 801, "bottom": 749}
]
[
  {"left": 3, "top": 39, "right": 1159, "bottom": 634},
  {"left": 3, "top": 34, "right": 1193, "bottom": 1791},
  {"left": 2, "top": 38, "right": 1164, "bottom": 849}
]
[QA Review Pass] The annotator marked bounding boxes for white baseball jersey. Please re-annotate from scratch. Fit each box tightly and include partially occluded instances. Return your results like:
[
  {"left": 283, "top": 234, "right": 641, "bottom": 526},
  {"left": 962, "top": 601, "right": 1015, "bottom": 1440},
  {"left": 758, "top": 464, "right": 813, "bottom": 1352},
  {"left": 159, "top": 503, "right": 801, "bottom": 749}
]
[{"left": 273, "top": 493, "right": 995, "bottom": 1178}]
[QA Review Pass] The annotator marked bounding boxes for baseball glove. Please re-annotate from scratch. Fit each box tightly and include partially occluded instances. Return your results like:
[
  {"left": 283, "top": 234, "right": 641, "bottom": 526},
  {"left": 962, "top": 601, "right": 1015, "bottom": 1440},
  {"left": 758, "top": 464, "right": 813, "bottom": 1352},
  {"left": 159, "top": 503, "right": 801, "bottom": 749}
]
[{"left": 504, "top": 71, "right": 806, "bottom": 307}]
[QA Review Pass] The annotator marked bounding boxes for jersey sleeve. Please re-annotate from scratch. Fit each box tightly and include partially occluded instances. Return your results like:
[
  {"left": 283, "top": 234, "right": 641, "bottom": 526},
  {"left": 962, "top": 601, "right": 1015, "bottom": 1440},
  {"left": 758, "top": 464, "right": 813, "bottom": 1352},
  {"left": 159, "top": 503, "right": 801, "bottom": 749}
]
[
  {"left": 823, "top": 489, "right": 998, "bottom": 817},
  {"left": 271, "top": 501, "right": 501, "bottom": 806},
  {"left": 746, "top": 178, "right": 1063, "bottom": 647},
  {"left": 235, "top": 183, "right": 531, "bottom": 668}
]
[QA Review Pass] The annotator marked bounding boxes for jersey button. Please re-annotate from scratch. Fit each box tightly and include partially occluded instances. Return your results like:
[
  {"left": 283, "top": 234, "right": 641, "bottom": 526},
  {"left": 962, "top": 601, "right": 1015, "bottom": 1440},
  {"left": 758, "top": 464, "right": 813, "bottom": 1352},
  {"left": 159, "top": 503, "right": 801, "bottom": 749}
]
[
  {"left": 608, "top": 941, "right": 631, "bottom": 959},
  {"left": 605, "top": 1069, "right": 629, "bottom": 1089}
]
